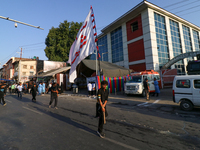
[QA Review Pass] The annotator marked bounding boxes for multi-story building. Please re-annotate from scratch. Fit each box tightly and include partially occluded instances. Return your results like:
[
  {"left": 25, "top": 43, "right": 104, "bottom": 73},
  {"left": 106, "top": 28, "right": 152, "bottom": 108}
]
[
  {"left": 91, "top": 0, "right": 200, "bottom": 75},
  {"left": 3, "top": 57, "right": 37, "bottom": 82}
]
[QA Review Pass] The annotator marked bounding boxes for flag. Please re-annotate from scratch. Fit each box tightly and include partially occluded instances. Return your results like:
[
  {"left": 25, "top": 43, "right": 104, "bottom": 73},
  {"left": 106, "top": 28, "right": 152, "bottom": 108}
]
[{"left": 68, "top": 8, "right": 96, "bottom": 83}]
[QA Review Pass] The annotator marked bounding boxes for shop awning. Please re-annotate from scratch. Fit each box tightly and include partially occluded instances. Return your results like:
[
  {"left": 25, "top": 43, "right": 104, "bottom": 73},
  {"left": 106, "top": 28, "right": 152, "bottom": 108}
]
[
  {"left": 37, "top": 67, "right": 71, "bottom": 78},
  {"left": 78, "top": 60, "right": 132, "bottom": 77}
]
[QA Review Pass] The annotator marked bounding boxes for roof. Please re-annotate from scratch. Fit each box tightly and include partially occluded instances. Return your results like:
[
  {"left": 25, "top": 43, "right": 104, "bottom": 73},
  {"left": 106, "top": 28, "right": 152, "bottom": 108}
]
[
  {"left": 174, "top": 75, "right": 200, "bottom": 79},
  {"left": 100, "top": 0, "right": 200, "bottom": 35},
  {"left": 37, "top": 67, "right": 71, "bottom": 78},
  {"left": 81, "top": 60, "right": 132, "bottom": 77},
  {"left": 4, "top": 57, "right": 36, "bottom": 66}
]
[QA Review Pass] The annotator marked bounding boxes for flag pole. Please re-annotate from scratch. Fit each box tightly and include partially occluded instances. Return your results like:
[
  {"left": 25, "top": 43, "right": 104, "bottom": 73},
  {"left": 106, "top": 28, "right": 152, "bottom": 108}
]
[{"left": 91, "top": 6, "right": 101, "bottom": 78}]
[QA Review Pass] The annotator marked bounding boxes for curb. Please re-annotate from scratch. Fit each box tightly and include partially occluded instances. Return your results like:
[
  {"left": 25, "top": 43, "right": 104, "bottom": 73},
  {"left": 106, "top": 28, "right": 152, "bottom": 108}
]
[{"left": 61, "top": 93, "right": 97, "bottom": 99}]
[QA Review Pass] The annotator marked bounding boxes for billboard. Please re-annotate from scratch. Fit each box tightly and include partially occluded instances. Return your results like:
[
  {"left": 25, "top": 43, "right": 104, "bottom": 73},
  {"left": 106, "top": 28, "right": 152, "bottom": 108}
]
[{"left": 43, "top": 61, "right": 66, "bottom": 72}]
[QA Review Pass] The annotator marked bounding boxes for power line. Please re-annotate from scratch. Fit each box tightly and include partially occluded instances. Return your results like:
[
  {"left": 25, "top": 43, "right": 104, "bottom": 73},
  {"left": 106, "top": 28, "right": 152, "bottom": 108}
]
[
  {"left": 20, "top": 42, "right": 44, "bottom": 47},
  {"left": 168, "top": 0, "right": 200, "bottom": 11},
  {"left": 174, "top": 4, "right": 200, "bottom": 14},
  {"left": 163, "top": 0, "right": 189, "bottom": 8},
  {"left": 180, "top": 8, "right": 200, "bottom": 16}
]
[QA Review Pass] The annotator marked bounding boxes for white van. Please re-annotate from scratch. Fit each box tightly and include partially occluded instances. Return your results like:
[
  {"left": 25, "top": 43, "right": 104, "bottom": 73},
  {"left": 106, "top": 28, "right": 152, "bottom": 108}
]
[
  {"left": 173, "top": 75, "right": 200, "bottom": 111},
  {"left": 125, "top": 70, "right": 160, "bottom": 97}
]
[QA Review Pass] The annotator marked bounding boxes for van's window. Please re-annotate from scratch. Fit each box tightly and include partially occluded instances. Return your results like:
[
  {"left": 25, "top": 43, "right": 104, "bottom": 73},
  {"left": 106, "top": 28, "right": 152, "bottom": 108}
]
[
  {"left": 194, "top": 80, "right": 200, "bottom": 89},
  {"left": 176, "top": 80, "right": 190, "bottom": 88},
  {"left": 143, "top": 75, "right": 152, "bottom": 81},
  {"left": 154, "top": 75, "right": 160, "bottom": 80},
  {"left": 128, "top": 76, "right": 142, "bottom": 83}
]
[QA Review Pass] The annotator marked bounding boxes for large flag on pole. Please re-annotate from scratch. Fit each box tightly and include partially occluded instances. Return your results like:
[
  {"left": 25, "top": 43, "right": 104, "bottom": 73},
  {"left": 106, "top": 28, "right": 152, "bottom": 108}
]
[{"left": 68, "top": 7, "right": 96, "bottom": 83}]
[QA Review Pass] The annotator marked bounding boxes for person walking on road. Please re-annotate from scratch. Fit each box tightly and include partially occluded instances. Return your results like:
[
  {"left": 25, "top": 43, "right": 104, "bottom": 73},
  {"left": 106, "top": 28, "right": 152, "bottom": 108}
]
[
  {"left": 38, "top": 83, "right": 42, "bottom": 96},
  {"left": 17, "top": 82, "right": 23, "bottom": 99},
  {"left": 153, "top": 78, "right": 160, "bottom": 97},
  {"left": 0, "top": 84, "right": 7, "bottom": 106},
  {"left": 31, "top": 84, "right": 37, "bottom": 102},
  {"left": 143, "top": 78, "right": 150, "bottom": 101},
  {"left": 92, "top": 82, "right": 96, "bottom": 96},
  {"left": 42, "top": 82, "right": 46, "bottom": 95},
  {"left": 97, "top": 80, "right": 109, "bottom": 138},
  {"left": 11, "top": 84, "right": 15, "bottom": 94},
  {"left": 49, "top": 83, "right": 59, "bottom": 109},
  {"left": 87, "top": 82, "right": 92, "bottom": 97}
]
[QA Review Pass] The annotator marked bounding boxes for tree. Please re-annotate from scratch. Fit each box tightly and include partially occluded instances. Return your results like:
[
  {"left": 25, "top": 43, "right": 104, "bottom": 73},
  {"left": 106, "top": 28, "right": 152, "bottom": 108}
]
[{"left": 44, "top": 21, "right": 82, "bottom": 62}]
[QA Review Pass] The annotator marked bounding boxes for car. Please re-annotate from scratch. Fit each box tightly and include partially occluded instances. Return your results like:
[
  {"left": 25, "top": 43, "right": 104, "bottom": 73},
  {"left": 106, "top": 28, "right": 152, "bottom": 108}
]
[{"left": 172, "top": 75, "right": 200, "bottom": 111}]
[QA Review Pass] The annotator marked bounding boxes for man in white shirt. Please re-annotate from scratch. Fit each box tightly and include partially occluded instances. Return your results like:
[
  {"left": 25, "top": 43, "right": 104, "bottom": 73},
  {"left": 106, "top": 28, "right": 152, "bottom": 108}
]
[
  {"left": 17, "top": 82, "right": 23, "bottom": 99},
  {"left": 87, "top": 82, "right": 92, "bottom": 96}
]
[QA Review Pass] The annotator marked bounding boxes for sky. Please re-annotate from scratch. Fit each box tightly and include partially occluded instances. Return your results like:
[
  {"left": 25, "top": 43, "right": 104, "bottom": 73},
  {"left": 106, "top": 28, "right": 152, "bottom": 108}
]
[{"left": 0, "top": 0, "right": 199, "bottom": 66}]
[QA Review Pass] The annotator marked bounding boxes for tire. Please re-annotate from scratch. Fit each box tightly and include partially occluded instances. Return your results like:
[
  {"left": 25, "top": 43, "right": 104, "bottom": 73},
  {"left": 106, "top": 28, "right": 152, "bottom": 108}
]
[
  {"left": 180, "top": 100, "right": 193, "bottom": 111},
  {"left": 142, "top": 90, "right": 146, "bottom": 97}
]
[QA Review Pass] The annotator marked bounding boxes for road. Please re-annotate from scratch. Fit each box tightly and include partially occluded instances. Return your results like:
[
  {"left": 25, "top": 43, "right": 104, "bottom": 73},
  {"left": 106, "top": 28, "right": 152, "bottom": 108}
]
[{"left": 0, "top": 92, "right": 199, "bottom": 150}]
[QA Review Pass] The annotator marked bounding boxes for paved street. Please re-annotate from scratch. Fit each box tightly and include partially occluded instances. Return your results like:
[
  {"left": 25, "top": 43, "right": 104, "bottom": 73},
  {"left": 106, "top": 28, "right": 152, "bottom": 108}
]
[{"left": 0, "top": 90, "right": 200, "bottom": 150}]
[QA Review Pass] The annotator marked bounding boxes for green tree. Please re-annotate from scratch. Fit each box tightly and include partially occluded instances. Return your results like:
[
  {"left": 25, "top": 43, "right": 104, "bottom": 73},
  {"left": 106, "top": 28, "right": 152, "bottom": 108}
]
[{"left": 44, "top": 21, "right": 82, "bottom": 62}]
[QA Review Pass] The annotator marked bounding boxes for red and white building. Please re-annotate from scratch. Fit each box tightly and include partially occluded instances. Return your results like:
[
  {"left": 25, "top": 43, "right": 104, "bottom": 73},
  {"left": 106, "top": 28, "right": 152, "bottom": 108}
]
[{"left": 91, "top": 0, "right": 200, "bottom": 74}]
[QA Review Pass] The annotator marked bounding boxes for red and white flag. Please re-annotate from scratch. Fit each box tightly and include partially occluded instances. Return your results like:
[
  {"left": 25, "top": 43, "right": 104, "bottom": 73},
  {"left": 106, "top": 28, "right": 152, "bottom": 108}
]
[{"left": 68, "top": 7, "right": 96, "bottom": 83}]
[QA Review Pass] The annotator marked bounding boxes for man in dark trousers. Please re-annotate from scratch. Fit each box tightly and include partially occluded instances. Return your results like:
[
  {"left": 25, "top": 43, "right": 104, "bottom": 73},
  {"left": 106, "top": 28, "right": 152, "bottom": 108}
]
[
  {"left": 0, "top": 84, "right": 7, "bottom": 106},
  {"left": 31, "top": 83, "right": 37, "bottom": 102},
  {"left": 49, "top": 83, "right": 59, "bottom": 109},
  {"left": 143, "top": 78, "right": 150, "bottom": 100},
  {"left": 97, "top": 80, "right": 108, "bottom": 138}
]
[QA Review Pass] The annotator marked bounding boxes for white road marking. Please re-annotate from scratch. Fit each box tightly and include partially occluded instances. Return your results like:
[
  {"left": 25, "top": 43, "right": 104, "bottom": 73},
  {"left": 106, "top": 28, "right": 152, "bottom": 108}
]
[
  {"left": 79, "top": 129, "right": 139, "bottom": 150},
  {"left": 5, "top": 99, "right": 12, "bottom": 103},
  {"left": 22, "top": 106, "right": 43, "bottom": 115},
  {"left": 144, "top": 100, "right": 160, "bottom": 107},
  {"left": 137, "top": 102, "right": 149, "bottom": 106}
]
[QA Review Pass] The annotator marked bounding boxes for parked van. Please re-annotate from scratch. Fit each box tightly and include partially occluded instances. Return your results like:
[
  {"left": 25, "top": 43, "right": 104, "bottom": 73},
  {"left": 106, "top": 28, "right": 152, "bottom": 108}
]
[
  {"left": 125, "top": 70, "right": 161, "bottom": 97},
  {"left": 173, "top": 75, "right": 200, "bottom": 111}
]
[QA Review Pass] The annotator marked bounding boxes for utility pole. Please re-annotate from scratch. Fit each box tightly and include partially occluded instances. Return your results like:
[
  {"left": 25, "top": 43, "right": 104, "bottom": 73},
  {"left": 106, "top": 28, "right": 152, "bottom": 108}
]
[{"left": 20, "top": 47, "right": 22, "bottom": 59}]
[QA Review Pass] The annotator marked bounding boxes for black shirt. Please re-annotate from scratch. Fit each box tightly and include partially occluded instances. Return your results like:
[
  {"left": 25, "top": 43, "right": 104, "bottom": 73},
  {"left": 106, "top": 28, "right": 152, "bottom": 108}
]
[
  {"left": 31, "top": 86, "right": 37, "bottom": 94},
  {"left": 0, "top": 86, "right": 6, "bottom": 97},
  {"left": 97, "top": 88, "right": 109, "bottom": 104},
  {"left": 143, "top": 81, "right": 149, "bottom": 90},
  {"left": 51, "top": 86, "right": 58, "bottom": 97}
]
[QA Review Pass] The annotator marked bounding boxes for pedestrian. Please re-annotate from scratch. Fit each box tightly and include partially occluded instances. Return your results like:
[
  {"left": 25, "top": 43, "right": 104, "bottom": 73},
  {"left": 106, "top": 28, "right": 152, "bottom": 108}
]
[
  {"left": 143, "top": 78, "right": 150, "bottom": 100},
  {"left": 87, "top": 82, "right": 92, "bottom": 96},
  {"left": 47, "top": 82, "right": 52, "bottom": 94},
  {"left": 49, "top": 83, "right": 59, "bottom": 109},
  {"left": 23, "top": 83, "right": 27, "bottom": 94},
  {"left": 42, "top": 82, "right": 46, "bottom": 95},
  {"left": 97, "top": 80, "right": 109, "bottom": 138},
  {"left": 0, "top": 84, "right": 7, "bottom": 106},
  {"left": 9, "top": 84, "right": 11, "bottom": 94},
  {"left": 15, "top": 83, "right": 18, "bottom": 94},
  {"left": 38, "top": 82, "right": 42, "bottom": 95},
  {"left": 31, "top": 83, "right": 37, "bottom": 102},
  {"left": 17, "top": 82, "right": 23, "bottom": 99},
  {"left": 153, "top": 77, "right": 160, "bottom": 97},
  {"left": 11, "top": 84, "right": 15, "bottom": 94},
  {"left": 92, "top": 82, "right": 96, "bottom": 96}
]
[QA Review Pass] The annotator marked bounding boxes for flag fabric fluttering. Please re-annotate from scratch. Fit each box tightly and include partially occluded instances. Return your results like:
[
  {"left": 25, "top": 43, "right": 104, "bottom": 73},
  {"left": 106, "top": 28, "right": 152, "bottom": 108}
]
[{"left": 68, "top": 7, "right": 97, "bottom": 83}]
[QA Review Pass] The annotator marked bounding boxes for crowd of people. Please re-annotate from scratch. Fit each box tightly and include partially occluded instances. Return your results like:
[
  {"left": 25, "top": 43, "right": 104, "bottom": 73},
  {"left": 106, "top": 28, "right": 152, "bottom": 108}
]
[{"left": 0, "top": 81, "right": 61, "bottom": 109}]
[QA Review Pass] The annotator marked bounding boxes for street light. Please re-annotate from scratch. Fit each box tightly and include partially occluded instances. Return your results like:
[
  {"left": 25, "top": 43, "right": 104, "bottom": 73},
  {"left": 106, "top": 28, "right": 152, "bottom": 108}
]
[{"left": 102, "top": 52, "right": 108, "bottom": 61}]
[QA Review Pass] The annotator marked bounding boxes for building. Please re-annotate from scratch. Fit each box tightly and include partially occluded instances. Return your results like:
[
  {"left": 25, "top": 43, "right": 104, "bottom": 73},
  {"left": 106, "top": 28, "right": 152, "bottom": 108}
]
[
  {"left": 2, "top": 57, "right": 37, "bottom": 82},
  {"left": 90, "top": 0, "right": 200, "bottom": 75}
]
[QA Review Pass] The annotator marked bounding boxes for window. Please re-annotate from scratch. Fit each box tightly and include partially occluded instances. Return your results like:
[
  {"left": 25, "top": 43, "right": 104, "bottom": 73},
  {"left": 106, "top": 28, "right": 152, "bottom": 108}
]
[
  {"left": 131, "top": 21, "right": 138, "bottom": 32},
  {"left": 30, "top": 71, "right": 34, "bottom": 76},
  {"left": 176, "top": 80, "right": 190, "bottom": 88},
  {"left": 90, "top": 35, "right": 108, "bottom": 61},
  {"left": 23, "top": 65, "right": 27, "bottom": 69},
  {"left": 22, "top": 72, "right": 26, "bottom": 75},
  {"left": 30, "top": 66, "right": 34, "bottom": 69},
  {"left": 182, "top": 25, "right": 193, "bottom": 62},
  {"left": 111, "top": 27, "right": 123, "bottom": 63},
  {"left": 194, "top": 80, "right": 200, "bottom": 89},
  {"left": 154, "top": 13, "right": 169, "bottom": 67},
  {"left": 154, "top": 75, "right": 160, "bottom": 80},
  {"left": 193, "top": 30, "right": 200, "bottom": 51}
]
